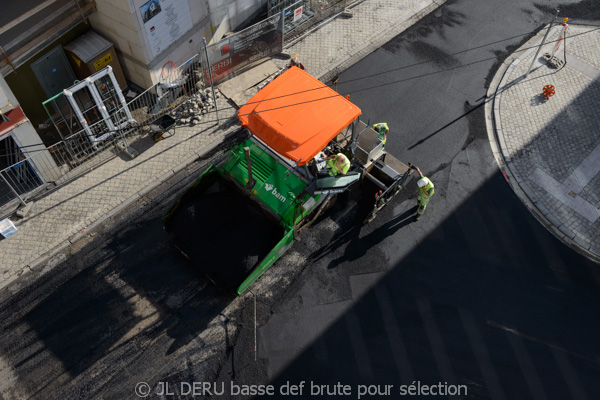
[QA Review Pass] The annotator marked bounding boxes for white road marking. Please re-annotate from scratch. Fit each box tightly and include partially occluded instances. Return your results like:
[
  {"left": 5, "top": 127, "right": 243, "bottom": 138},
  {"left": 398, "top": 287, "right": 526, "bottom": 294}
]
[
  {"left": 551, "top": 348, "right": 590, "bottom": 400},
  {"left": 375, "top": 285, "right": 414, "bottom": 382},
  {"left": 506, "top": 333, "right": 548, "bottom": 400},
  {"left": 562, "top": 143, "right": 600, "bottom": 195},
  {"left": 460, "top": 310, "right": 507, "bottom": 400},
  {"left": 344, "top": 310, "right": 374, "bottom": 381},
  {"left": 417, "top": 298, "right": 457, "bottom": 384},
  {"left": 529, "top": 168, "right": 600, "bottom": 223},
  {"left": 565, "top": 52, "right": 600, "bottom": 82}
]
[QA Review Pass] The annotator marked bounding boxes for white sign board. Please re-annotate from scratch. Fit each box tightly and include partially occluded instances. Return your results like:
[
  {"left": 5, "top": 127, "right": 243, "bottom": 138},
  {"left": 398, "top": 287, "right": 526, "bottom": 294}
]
[
  {"left": 0, "top": 218, "right": 17, "bottom": 238},
  {"left": 293, "top": 6, "right": 303, "bottom": 22},
  {"left": 140, "top": 0, "right": 193, "bottom": 57}
]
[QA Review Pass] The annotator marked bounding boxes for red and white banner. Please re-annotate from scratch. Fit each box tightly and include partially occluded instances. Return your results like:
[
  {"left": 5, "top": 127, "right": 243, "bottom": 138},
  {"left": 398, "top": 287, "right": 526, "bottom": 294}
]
[{"left": 551, "top": 19, "right": 569, "bottom": 57}]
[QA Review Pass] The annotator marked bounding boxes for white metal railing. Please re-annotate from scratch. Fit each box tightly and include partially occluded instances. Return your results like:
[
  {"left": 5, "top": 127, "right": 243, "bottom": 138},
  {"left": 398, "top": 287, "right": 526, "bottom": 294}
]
[{"left": 0, "top": 54, "right": 212, "bottom": 219}]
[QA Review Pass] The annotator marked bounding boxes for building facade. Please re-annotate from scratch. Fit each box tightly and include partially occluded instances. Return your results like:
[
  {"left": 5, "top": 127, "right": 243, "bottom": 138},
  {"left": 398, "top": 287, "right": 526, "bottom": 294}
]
[
  {"left": 91, "top": 0, "right": 265, "bottom": 88},
  {"left": 0, "top": 0, "right": 265, "bottom": 141}
]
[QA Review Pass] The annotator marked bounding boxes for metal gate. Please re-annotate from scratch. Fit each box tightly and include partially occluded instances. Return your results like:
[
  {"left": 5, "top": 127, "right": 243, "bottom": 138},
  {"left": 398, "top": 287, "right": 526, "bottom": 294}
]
[
  {"left": 0, "top": 134, "right": 44, "bottom": 209},
  {"left": 269, "top": 0, "right": 348, "bottom": 43}
]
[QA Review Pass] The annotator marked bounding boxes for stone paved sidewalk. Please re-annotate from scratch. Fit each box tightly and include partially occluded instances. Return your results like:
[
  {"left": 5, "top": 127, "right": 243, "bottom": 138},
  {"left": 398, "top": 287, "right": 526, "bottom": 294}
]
[
  {"left": 488, "top": 23, "right": 600, "bottom": 260},
  {"left": 279, "top": 0, "right": 445, "bottom": 83},
  {"left": 0, "top": 0, "right": 444, "bottom": 295}
]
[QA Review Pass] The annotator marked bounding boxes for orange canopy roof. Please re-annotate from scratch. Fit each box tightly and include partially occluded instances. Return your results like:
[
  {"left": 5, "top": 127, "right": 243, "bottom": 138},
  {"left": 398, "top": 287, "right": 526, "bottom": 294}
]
[{"left": 238, "top": 67, "right": 361, "bottom": 166}]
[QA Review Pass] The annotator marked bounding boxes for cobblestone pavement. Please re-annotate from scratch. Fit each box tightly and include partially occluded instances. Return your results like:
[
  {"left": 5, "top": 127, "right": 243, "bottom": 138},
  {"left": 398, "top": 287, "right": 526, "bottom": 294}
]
[
  {"left": 488, "top": 24, "right": 600, "bottom": 260},
  {"left": 0, "top": 0, "right": 443, "bottom": 294},
  {"left": 277, "top": 0, "right": 445, "bottom": 82}
]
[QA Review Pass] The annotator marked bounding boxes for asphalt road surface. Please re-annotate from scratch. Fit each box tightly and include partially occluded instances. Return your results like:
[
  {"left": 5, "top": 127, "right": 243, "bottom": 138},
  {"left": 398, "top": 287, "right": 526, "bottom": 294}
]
[{"left": 2, "top": 0, "right": 600, "bottom": 399}]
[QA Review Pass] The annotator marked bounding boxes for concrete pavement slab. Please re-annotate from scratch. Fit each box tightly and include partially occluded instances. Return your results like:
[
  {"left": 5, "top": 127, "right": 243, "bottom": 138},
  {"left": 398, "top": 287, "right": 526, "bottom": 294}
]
[{"left": 218, "top": 60, "right": 280, "bottom": 106}]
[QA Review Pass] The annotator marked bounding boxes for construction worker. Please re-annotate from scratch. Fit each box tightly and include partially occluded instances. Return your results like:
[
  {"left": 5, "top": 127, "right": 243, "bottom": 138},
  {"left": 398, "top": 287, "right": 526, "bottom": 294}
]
[
  {"left": 288, "top": 54, "right": 306, "bottom": 71},
  {"left": 409, "top": 164, "right": 434, "bottom": 221},
  {"left": 373, "top": 123, "right": 389, "bottom": 149},
  {"left": 325, "top": 153, "right": 350, "bottom": 176}
]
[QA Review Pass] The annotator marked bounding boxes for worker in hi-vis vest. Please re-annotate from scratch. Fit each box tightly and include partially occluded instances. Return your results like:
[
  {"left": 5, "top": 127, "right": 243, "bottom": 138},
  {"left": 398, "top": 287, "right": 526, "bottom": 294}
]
[
  {"left": 288, "top": 53, "right": 306, "bottom": 71},
  {"left": 325, "top": 153, "right": 350, "bottom": 176},
  {"left": 373, "top": 122, "right": 389, "bottom": 149},
  {"left": 409, "top": 164, "right": 434, "bottom": 221}
]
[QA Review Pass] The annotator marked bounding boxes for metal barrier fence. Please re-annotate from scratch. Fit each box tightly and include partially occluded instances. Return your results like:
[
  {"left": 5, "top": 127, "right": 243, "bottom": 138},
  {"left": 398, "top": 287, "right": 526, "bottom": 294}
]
[
  {"left": 199, "top": 14, "right": 284, "bottom": 86},
  {"left": 0, "top": 124, "right": 129, "bottom": 214},
  {"left": 126, "top": 54, "right": 206, "bottom": 127},
  {"left": 279, "top": 0, "right": 349, "bottom": 44},
  {"left": 0, "top": 53, "right": 216, "bottom": 219},
  {"left": 198, "top": 0, "right": 351, "bottom": 89},
  {"left": 0, "top": 161, "right": 43, "bottom": 213}
]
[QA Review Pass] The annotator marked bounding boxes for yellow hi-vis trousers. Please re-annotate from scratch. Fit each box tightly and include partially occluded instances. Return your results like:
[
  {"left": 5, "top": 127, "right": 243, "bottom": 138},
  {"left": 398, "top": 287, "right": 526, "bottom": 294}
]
[{"left": 416, "top": 178, "right": 434, "bottom": 215}]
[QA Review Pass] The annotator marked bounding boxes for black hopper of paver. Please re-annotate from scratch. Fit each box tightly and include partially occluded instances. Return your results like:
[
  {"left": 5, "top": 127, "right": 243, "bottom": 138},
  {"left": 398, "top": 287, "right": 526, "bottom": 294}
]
[{"left": 166, "top": 174, "right": 283, "bottom": 293}]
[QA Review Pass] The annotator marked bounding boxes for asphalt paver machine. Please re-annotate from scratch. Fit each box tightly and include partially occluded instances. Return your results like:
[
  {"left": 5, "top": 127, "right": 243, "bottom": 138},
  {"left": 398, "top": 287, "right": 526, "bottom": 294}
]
[{"left": 162, "top": 67, "right": 413, "bottom": 294}]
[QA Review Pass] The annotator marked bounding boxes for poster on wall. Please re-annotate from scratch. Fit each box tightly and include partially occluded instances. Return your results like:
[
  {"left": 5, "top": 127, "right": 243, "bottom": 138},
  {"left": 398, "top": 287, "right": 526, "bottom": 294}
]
[{"left": 140, "top": 0, "right": 193, "bottom": 57}]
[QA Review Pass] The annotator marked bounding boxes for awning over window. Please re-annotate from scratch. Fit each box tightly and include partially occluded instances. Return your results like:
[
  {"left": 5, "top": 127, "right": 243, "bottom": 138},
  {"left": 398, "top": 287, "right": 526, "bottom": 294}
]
[{"left": 0, "top": 107, "right": 26, "bottom": 138}]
